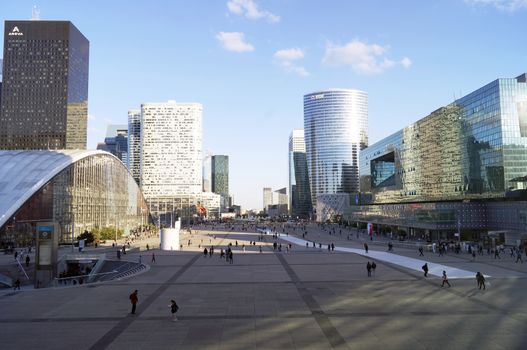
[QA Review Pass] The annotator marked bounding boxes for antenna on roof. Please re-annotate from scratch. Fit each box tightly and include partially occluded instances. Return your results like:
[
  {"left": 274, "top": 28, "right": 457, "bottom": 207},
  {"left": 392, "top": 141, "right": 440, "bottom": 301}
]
[{"left": 31, "top": 5, "right": 40, "bottom": 20}]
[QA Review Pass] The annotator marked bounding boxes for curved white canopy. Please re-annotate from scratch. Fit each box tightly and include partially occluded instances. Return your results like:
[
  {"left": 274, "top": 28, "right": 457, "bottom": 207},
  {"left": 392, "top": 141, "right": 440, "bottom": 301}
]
[{"left": 0, "top": 150, "right": 111, "bottom": 229}]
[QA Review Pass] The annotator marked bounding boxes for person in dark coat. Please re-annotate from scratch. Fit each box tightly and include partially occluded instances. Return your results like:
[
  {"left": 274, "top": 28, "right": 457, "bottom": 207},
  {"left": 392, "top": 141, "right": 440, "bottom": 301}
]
[
  {"left": 476, "top": 272, "right": 486, "bottom": 290},
  {"left": 169, "top": 299, "right": 179, "bottom": 321},
  {"left": 422, "top": 263, "right": 429, "bottom": 277},
  {"left": 366, "top": 261, "right": 372, "bottom": 277},
  {"left": 129, "top": 290, "right": 138, "bottom": 314}
]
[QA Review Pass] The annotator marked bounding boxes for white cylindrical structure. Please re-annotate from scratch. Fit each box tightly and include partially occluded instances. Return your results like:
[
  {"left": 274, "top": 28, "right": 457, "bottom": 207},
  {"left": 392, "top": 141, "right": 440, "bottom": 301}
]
[{"left": 160, "top": 228, "right": 180, "bottom": 251}]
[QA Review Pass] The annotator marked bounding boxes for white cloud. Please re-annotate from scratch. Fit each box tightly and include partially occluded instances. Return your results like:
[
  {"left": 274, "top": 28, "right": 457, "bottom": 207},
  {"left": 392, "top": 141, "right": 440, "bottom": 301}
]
[
  {"left": 273, "top": 47, "right": 309, "bottom": 77},
  {"left": 274, "top": 48, "right": 304, "bottom": 61},
  {"left": 88, "top": 114, "right": 96, "bottom": 121},
  {"left": 227, "top": 0, "right": 280, "bottom": 23},
  {"left": 292, "top": 66, "right": 310, "bottom": 77},
  {"left": 401, "top": 56, "right": 412, "bottom": 68},
  {"left": 216, "top": 32, "right": 255, "bottom": 52},
  {"left": 322, "top": 39, "right": 412, "bottom": 75},
  {"left": 465, "top": 0, "right": 527, "bottom": 12}
]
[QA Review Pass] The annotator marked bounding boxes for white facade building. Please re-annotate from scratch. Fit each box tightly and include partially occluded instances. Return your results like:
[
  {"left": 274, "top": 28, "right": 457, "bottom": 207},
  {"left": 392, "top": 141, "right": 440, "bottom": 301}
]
[
  {"left": 202, "top": 154, "right": 212, "bottom": 192},
  {"left": 140, "top": 101, "right": 203, "bottom": 199}
]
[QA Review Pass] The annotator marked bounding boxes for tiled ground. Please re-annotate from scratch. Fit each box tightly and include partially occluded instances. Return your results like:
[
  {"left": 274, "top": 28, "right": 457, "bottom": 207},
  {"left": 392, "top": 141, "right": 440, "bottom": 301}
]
[{"left": 1, "top": 228, "right": 526, "bottom": 350}]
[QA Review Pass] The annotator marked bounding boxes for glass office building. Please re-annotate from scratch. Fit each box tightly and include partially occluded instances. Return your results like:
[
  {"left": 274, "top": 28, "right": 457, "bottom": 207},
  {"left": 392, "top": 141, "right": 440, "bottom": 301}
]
[
  {"left": 353, "top": 74, "right": 527, "bottom": 243},
  {"left": 0, "top": 21, "right": 89, "bottom": 150},
  {"left": 0, "top": 150, "right": 150, "bottom": 247},
  {"left": 304, "top": 89, "right": 368, "bottom": 210},
  {"left": 211, "top": 155, "right": 229, "bottom": 197},
  {"left": 127, "top": 110, "right": 141, "bottom": 186},
  {"left": 289, "top": 129, "right": 312, "bottom": 219}
]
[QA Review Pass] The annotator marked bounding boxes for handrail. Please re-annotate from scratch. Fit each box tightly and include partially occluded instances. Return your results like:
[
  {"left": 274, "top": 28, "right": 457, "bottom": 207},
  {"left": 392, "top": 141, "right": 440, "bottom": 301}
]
[
  {"left": 15, "top": 258, "right": 30, "bottom": 280},
  {"left": 54, "top": 270, "right": 118, "bottom": 282}
]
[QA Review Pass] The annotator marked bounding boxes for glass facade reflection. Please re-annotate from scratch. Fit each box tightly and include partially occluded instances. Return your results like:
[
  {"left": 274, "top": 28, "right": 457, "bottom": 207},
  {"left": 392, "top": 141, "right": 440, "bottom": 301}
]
[
  {"left": 0, "top": 21, "right": 89, "bottom": 150},
  {"left": 361, "top": 74, "right": 527, "bottom": 203},
  {"left": 350, "top": 74, "right": 527, "bottom": 243},
  {"left": 304, "top": 89, "right": 368, "bottom": 208},
  {"left": 289, "top": 129, "right": 312, "bottom": 218},
  {"left": 0, "top": 150, "right": 150, "bottom": 247}
]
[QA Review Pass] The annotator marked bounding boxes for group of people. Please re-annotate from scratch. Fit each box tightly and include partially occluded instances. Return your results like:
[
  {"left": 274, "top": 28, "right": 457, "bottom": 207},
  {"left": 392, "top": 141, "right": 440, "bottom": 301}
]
[
  {"left": 366, "top": 261, "right": 377, "bottom": 277},
  {"left": 129, "top": 290, "right": 180, "bottom": 321}
]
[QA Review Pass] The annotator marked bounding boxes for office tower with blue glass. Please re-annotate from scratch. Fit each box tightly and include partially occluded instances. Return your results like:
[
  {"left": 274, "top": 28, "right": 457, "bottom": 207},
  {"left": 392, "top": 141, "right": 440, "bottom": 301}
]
[
  {"left": 289, "top": 129, "right": 312, "bottom": 219},
  {"left": 304, "top": 89, "right": 368, "bottom": 216}
]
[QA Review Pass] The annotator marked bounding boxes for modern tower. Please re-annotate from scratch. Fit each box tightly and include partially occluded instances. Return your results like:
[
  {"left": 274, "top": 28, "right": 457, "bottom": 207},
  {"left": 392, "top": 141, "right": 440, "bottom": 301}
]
[
  {"left": 263, "top": 187, "right": 273, "bottom": 212},
  {"left": 289, "top": 129, "right": 312, "bottom": 219},
  {"left": 304, "top": 89, "right": 368, "bottom": 208},
  {"left": 127, "top": 109, "right": 141, "bottom": 186},
  {"left": 0, "top": 20, "right": 89, "bottom": 150},
  {"left": 140, "top": 100, "right": 203, "bottom": 199},
  {"left": 211, "top": 155, "right": 229, "bottom": 197},
  {"left": 97, "top": 125, "right": 128, "bottom": 163},
  {"left": 202, "top": 154, "right": 212, "bottom": 192}
]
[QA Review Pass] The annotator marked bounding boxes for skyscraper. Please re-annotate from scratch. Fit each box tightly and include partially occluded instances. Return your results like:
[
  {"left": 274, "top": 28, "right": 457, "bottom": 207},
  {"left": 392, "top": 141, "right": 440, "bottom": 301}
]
[
  {"left": 0, "top": 21, "right": 89, "bottom": 150},
  {"left": 127, "top": 109, "right": 141, "bottom": 185},
  {"left": 96, "top": 125, "right": 128, "bottom": 163},
  {"left": 140, "top": 101, "right": 203, "bottom": 198},
  {"left": 211, "top": 155, "right": 229, "bottom": 211},
  {"left": 304, "top": 89, "right": 368, "bottom": 208},
  {"left": 263, "top": 187, "right": 273, "bottom": 212},
  {"left": 211, "top": 155, "right": 229, "bottom": 197},
  {"left": 289, "top": 129, "right": 312, "bottom": 219},
  {"left": 202, "top": 154, "right": 212, "bottom": 192}
]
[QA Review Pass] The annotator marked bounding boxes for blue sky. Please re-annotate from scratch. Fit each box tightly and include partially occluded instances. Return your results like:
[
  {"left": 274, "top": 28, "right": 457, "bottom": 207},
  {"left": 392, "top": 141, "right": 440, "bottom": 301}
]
[{"left": 1, "top": 0, "right": 527, "bottom": 210}]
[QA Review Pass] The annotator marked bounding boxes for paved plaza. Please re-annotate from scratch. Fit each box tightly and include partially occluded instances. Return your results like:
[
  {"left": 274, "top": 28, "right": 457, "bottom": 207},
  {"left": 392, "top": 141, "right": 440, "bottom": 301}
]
[{"left": 1, "top": 226, "right": 527, "bottom": 350}]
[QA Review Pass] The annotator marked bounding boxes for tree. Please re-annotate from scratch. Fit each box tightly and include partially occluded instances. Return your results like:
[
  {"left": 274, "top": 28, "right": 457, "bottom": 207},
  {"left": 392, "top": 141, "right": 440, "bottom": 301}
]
[{"left": 77, "top": 230, "right": 95, "bottom": 244}]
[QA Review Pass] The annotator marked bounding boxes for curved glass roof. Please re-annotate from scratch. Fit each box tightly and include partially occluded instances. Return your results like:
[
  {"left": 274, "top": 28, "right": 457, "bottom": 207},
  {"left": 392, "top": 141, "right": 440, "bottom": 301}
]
[{"left": 0, "top": 150, "right": 113, "bottom": 228}]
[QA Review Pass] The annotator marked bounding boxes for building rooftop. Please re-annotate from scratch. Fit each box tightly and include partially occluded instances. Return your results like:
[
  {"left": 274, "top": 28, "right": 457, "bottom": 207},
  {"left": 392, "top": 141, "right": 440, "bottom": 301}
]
[{"left": 0, "top": 150, "right": 111, "bottom": 228}]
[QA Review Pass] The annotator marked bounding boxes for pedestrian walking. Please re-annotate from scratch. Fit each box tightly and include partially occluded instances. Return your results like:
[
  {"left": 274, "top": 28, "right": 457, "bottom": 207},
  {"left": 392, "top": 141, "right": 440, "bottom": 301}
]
[
  {"left": 476, "top": 272, "right": 486, "bottom": 290},
  {"left": 422, "top": 263, "right": 429, "bottom": 277},
  {"left": 418, "top": 247, "right": 424, "bottom": 256},
  {"left": 441, "top": 270, "right": 451, "bottom": 288},
  {"left": 516, "top": 251, "right": 523, "bottom": 263},
  {"left": 169, "top": 299, "right": 179, "bottom": 321},
  {"left": 364, "top": 243, "right": 369, "bottom": 253},
  {"left": 366, "top": 261, "right": 372, "bottom": 277},
  {"left": 494, "top": 249, "right": 500, "bottom": 259},
  {"left": 13, "top": 278, "right": 21, "bottom": 291},
  {"left": 331, "top": 243, "right": 335, "bottom": 251},
  {"left": 25, "top": 255, "right": 30, "bottom": 267},
  {"left": 152, "top": 253, "right": 156, "bottom": 263},
  {"left": 129, "top": 290, "right": 139, "bottom": 314},
  {"left": 203, "top": 248, "right": 208, "bottom": 257},
  {"left": 472, "top": 250, "right": 476, "bottom": 261},
  {"left": 371, "top": 261, "right": 377, "bottom": 276}
]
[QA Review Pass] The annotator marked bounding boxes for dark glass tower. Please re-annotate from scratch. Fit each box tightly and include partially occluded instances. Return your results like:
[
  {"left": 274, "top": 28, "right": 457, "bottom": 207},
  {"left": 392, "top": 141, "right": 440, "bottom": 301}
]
[
  {"left": 0, "top": 21, "right": 89, "bottom": 150},
  {"left": 211, "top": 155, "right": 229, "bottom": 197}
]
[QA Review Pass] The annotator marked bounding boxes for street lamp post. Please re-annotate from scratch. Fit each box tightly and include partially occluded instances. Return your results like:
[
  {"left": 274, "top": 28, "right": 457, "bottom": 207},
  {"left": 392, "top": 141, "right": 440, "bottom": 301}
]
[{"left": 71, "top": 208, "right": 75, "bottom": 251}]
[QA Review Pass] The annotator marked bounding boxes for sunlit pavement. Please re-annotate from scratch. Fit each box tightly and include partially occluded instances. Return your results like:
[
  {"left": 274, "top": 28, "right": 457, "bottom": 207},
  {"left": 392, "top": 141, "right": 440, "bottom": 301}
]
[{"left": 1, "top": 227, "right": 526, "bottom": 350}]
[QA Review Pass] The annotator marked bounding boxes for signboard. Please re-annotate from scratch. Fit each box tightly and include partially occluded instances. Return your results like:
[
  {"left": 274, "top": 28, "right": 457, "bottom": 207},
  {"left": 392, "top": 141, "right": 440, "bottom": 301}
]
[
  {"left": 35, "top": 222, "right": 59, "bottom": 288},
  {"left": 37, "top": 224, "right": 53, "bottom": 266}
]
